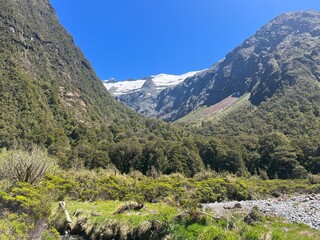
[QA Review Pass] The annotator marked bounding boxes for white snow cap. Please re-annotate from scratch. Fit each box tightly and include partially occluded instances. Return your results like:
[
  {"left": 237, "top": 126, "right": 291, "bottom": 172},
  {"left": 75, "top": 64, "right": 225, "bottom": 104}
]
[{"left": 103, "top": 70, "right": 202, "bottom": 96}]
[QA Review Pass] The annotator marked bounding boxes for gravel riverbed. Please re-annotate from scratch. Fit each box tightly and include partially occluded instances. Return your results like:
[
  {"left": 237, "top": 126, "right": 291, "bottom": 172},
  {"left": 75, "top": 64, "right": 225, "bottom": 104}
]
[{"left": 203, "top": 194, "right": 320, "bottom": 230}]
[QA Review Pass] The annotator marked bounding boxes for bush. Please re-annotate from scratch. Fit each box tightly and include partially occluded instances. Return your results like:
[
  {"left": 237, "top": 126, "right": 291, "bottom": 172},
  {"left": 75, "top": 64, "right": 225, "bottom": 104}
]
[
  {"left": 0, "top": 182, "right": 53, "bottom": 220},
  {"left": 307, "top": 174, "right": 320, "bottom": 184},
  {"left": 244, "top": 206, "right": 262, "bottom": 225},
  {"left": 0, "top": 148, "right": 55, "bottom": 185},
  {"left": 0, "top": 212, "right": 32, "bottom": 239}
]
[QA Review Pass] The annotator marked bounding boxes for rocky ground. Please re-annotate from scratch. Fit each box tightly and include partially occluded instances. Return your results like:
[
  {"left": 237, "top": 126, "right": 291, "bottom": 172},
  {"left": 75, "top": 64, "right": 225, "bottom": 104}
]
[{"left": 203, "top": 194, "right": 320, "bottom": 230}]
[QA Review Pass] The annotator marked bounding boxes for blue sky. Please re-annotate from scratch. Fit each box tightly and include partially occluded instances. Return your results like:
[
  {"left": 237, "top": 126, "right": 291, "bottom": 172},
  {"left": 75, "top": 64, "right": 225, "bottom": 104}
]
[{"left": 51, "top": 0, "right": 320, "bottom": 80}]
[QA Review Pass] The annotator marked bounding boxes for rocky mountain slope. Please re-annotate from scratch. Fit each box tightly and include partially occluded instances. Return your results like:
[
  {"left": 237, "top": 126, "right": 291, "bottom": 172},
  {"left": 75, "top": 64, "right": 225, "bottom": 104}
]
[
  {"left": 103, "top": 71, "right": 201, "bottom": 116},
  {"left": 107, "top": 11, "right": 320, "bottom": 122},
  {"left": 155, "top": 10, "right": 320, "bottom": 121},
  {"left": 2, "top": 0, "right": 320, "bottom": 179}
]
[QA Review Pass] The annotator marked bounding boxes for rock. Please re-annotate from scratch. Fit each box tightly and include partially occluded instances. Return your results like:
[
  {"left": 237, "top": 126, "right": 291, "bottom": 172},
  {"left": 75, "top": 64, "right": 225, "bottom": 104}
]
[
  {"left": 113, "top": 201, "right": 144, "bottom": 214},
  {"left": 234, "top": 203, "right": 242, "bottom": 208},
  {"left": 91, "top": 211, "right": 102, "bottom": 217},
  {"left": 112, "top": 11, "right": 320, "bottom": 122}
]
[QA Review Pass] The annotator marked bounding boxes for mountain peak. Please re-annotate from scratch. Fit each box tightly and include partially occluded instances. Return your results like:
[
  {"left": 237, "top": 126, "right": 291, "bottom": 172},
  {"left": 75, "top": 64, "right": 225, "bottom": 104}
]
[
  {"left": 107, "top": 10, "right": 320, "bottom": 121},
  {"left": 141, "top": 79, "right": 156, "bottom": 92},
  {"left": 103, "top": 70, "right": 202, "bottom": 96}
]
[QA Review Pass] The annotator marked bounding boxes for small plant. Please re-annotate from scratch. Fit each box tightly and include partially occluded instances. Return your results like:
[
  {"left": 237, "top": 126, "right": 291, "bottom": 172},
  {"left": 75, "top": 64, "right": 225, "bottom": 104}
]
[
  {"left": 259, "top": 170, "right": 269, "bottom": 180},
  {"left": 242, "top": 229, "right": 260, "bottom": 240},
  {"left": 271, "top": 228, "right": 282, "bottom": 240}
]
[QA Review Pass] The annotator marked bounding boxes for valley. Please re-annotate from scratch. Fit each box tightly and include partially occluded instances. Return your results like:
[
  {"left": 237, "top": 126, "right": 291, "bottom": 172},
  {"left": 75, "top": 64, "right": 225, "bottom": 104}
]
[{"left": 0, "top": 0, "right": 319, "bottom": 239}]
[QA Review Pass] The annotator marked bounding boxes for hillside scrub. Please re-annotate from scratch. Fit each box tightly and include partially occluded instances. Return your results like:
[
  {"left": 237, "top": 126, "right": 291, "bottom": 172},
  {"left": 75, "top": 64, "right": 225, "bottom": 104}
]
[{"left": 44, "top": 169, "right": 320, "bottom": 204}]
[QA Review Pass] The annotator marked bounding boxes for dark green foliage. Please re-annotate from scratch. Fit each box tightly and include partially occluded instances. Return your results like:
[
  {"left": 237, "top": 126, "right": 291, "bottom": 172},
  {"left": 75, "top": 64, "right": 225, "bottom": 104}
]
[
  {"left": 200, "top": 138, "right": 248, "bottom": 176},
  {"left": 193, "top": 81, "right": 320, "bottom": 178},
  {"left": 0, "top": 0, "right": 208, "bottom": 176},
  {"left": 109, "top": 140, "right": 142, "bottom": 173}
]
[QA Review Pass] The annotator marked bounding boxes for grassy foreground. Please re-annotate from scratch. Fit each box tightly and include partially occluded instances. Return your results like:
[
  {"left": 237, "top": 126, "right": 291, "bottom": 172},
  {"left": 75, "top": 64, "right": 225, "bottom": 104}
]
[
  {"left": 0, "top": 168, "right": 320, "bottom": 239},
  {"left": 51, "top": 200, "right": 320, "bottom": 240}
]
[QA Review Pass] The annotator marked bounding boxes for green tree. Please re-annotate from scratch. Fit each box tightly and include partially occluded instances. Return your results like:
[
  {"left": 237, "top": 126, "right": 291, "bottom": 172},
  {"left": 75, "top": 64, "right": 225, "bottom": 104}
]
[
  {"left": 200, "top": 139, "right": 228, "bottom": 172},
  {"left": 109, "top": 141, "right": 142, "bottom": 173},
  {"left": 139, "top": 141, "right": 168, "bottom": 174},
  {"left": 268, "top": 145, "right": 301, "bottom": 179},
  {"left": 258, "top": 132, "right": 289, "bottom": 174}
]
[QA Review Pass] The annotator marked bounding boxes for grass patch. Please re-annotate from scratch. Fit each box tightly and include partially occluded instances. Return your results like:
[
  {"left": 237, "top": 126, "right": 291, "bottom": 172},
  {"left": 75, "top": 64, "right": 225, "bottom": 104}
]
[
  {"left": 51, "top": 200, "right": 320, "bottom": 240},
  {"left": 52, "top": 200, "right": 178, "bottom": 227}
]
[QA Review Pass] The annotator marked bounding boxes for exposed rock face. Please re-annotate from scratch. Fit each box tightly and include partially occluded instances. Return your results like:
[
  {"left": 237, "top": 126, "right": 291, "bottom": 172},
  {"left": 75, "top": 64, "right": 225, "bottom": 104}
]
[
  {"left": 116, "top": 79, "right": 160, "bottom": 117},
  {"left": 106, "top": 11, "right": 320, "bottom": 122},
  {"left": 155, "top": 11, "right": 320, "bottom": 121},
  {"left": 103, "top": 71, "right": 201, "bottom": 117}
]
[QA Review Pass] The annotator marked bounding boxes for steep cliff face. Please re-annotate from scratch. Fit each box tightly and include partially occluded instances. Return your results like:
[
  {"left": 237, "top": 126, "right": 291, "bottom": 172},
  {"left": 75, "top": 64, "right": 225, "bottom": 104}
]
[{"left": 154, "top": 11, "right": 320, "bottom": 121}]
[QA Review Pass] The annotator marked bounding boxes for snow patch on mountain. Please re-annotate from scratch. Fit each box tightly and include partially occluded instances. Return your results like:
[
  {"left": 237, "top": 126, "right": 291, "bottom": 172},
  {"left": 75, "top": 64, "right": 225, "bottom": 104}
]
[
  {"left": 103, "top": 71, "right": 201, "bottom": 96},
  {"left": 104, "top": 80, "right": 145, "bottom": 96}
]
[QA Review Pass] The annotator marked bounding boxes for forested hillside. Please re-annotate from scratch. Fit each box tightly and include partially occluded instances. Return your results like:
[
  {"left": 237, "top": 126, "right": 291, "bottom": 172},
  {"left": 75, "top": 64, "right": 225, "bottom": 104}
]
[
  {"left": 0, "top": 0, "right": 205, "bottom": 175},
  {"left": 189, "top": 79, "right": 320, "bottom": 178}
]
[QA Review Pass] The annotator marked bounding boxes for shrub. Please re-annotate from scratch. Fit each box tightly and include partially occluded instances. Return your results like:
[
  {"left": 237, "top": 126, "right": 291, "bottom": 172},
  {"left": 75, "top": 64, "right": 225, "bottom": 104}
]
[
  {"left": 0, "top": 148, "right": 55, "bottom": 185},
  {"left": 307, "top": 174, "right": 320, "bottom": 184},
  {"left": 0, "top": 182, "right": 53, "bottom": 220},
  {"left": 0, "top": 212, "right": 32, "bottom": 239}
]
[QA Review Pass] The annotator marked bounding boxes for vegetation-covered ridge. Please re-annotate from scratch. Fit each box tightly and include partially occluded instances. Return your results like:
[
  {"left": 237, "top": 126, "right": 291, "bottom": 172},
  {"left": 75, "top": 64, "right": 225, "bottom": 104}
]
[
  {"left": 0, "top": 1, "right": 320, "bottom": 238},
  {"left": 0, "top": 0, "right": 202, "bottom": 175},
  {"left": 184, "top": 78, "right": 320, "bottom": 179}
]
